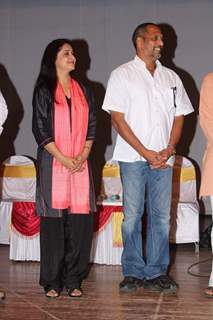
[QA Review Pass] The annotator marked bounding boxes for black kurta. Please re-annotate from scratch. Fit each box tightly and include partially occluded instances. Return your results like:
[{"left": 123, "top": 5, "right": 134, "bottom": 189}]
[{"left": 32, "top": 82, "right": 96, "bottom": 217}]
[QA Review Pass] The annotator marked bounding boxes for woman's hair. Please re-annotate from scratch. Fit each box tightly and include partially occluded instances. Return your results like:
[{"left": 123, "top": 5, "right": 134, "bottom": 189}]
[{"left": 34, "top": 38, "right": 73, "bottom": 99}]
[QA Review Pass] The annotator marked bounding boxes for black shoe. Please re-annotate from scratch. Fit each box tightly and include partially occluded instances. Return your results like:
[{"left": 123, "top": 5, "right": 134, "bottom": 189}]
[
  {"left": 119, "top": 276, "right": 144, "bottom": 292},
  {"left": 143, "top": 275, "right": 178, "bottom": 293}
]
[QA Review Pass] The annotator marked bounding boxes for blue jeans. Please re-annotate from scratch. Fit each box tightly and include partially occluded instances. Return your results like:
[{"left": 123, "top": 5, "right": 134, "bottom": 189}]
[{"left": 119, "top": 161, "right": 173, "bottom": 280}]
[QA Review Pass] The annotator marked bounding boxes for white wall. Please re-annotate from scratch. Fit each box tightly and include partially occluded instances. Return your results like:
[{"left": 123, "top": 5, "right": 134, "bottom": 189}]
[{"left": 0, "top": 0, "right": 212, "bottom": 212}]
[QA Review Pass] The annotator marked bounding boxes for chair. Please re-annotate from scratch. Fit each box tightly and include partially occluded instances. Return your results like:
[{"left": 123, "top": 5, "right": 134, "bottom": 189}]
[
  {"left": 0, "top": 155, "right": 40, "bottom": 261},
  {"left": 0, "top": 201, "right": 12, "bottom": 244},
  {"left": 91, "top": 160, "right": 123, "bottom": 264},
  {"left": 169, "top": 155, "right": 199, "bottom": 252}
]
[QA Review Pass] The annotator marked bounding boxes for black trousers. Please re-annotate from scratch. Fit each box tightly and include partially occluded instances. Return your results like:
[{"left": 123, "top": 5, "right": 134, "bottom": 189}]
[{"left": 39, "top": 212, "right": 94, "bottom": 292}]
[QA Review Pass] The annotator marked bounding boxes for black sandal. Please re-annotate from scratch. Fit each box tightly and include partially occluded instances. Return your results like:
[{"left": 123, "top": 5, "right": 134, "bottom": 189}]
[
  {"left": 67, "top": 288, "right": 83, "bottom": 298},
  {"left": 0, "top": 291, "right": 6, "bottom": 300},
  {"left": 45, "top": 289, "right": 60, "bottom": 298}
]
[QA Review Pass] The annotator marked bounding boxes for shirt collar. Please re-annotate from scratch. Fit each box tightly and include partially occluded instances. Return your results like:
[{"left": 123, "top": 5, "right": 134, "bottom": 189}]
[{"left": 134, "top": 55, "right": 162, "bottom": 69}]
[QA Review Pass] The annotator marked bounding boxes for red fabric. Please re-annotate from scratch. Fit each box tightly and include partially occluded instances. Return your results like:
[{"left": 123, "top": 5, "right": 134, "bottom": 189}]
[
  {"left": 52, "top": 79, "right": 90, "bottom": 213},
  {"left": 11, "top": 202, "right": 40, "bottom": 237},
  {"left": 94, "top": 205, "right": 123, "bottom": 233}
]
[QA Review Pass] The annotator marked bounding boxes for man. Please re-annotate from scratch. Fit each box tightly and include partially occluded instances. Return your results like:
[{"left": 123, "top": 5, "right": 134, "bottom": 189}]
[
  {"left": 102, "top": 23, "right": 193, "bottom": 293},
  {"left": 0, "top": 89, "right": 8, "bottom": 300}
]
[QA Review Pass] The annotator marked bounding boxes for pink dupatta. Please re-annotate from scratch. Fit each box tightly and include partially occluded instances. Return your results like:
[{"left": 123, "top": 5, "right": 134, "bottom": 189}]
[{"left": 52, "top": 79, "right": 90, "bottom": 213}]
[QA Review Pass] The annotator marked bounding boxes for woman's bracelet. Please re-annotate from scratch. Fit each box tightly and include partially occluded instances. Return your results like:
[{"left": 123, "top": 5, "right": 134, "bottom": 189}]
[
  {"left": 84, "top": 145, "right": 90, "bottom": 150},
  {"left": 76, "top": 155, "right": 83, "bottom": 161}
]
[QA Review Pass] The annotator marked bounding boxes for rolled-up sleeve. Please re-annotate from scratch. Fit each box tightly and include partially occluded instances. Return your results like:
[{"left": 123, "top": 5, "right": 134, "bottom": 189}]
[
  {"left": 175, "top": 75, "right": 194, "bottom": 116},
  {"left": 102, "top": 69, "right": 128, "bottom": 114},
  {"left": 32, "top": 86, "right": 54, "bottom": 147}
]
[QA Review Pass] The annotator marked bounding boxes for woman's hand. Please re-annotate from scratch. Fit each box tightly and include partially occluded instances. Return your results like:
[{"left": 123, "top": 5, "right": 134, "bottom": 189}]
[
  {"left": 61, "top": 155, "right": 87, "bottom": 173},
  {"left": 61, "top": 156, "right": 79, "bottom": 172},
  {"left": 70, "top": 140, "right": 93, "bottom": 173},
  {"left": 44, "top": 142, "right": 90, "bottom": 173},
  {"left": 72, "top": 155, "right": 87, "bottom": 173}
]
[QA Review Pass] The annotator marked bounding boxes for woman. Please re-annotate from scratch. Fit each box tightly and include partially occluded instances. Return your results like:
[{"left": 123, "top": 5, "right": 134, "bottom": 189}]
[
  {"left": 0, "top": 89, "right": 8, "bottom": 300},
  {"left": 200, "top": 72, "right": 213, "bottom": 298},
  {"left": 32, "top": 39, "right": 96, "bottom": 298}
]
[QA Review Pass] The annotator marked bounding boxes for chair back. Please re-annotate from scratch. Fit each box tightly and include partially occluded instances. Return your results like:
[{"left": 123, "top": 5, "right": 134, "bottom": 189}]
[{"left": 0, "top": 155, "right": 36, "bottom": 201}]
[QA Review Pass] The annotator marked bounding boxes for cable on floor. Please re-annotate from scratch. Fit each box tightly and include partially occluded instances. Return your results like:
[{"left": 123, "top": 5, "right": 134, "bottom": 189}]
[{"left": 187, "top": 258, "right": 212, "bottom": 277}]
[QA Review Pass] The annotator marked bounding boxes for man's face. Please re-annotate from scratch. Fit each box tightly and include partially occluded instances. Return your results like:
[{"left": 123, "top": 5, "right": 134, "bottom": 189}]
[{"left": 139, "top": 25, "right": 164, "bottom": 61}]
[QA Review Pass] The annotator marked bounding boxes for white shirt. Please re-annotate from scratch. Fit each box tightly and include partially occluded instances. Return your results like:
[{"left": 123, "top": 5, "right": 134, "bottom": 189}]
[
  {"left": 0, "top": 90, "right": 8, "bottom": 135},
  {"left": 102, "top": 56, "right": 194, "bottom": 164}
]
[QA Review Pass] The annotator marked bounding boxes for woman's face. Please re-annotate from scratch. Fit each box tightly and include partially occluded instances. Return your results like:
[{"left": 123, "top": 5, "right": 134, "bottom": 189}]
[{"left": 55, "top": 43, "right": 76, "bottom": 74}]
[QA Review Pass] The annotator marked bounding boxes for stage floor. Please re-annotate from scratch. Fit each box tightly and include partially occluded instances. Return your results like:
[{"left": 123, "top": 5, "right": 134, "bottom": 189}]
[{"left": 0, "top": 244, "right": 212, "bottom": 320}]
